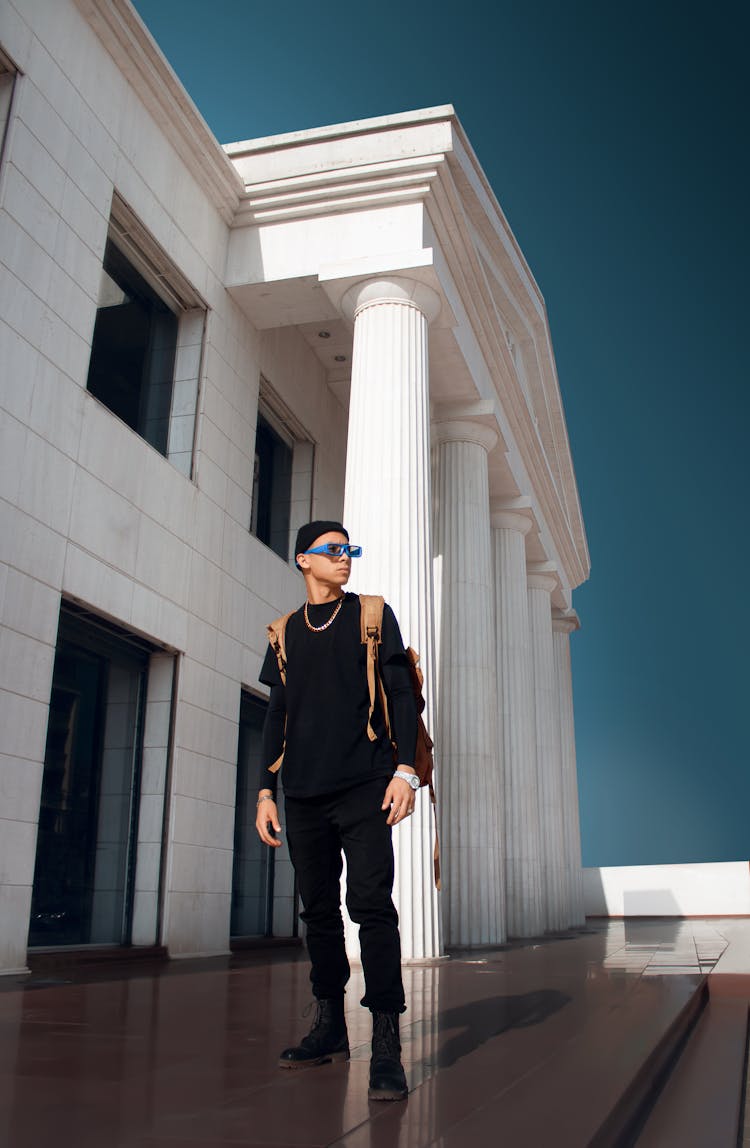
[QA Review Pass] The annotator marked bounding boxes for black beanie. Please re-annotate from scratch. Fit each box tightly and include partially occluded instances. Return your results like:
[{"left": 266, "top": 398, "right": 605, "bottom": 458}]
[{"left": 294, "top": 521, "right": 349, "bottom": 569}]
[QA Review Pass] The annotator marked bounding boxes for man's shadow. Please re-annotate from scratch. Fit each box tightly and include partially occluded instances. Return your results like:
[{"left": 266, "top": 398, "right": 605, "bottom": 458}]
[{"left": 410, "top": 989, "right": 571, "bottom": 1069}]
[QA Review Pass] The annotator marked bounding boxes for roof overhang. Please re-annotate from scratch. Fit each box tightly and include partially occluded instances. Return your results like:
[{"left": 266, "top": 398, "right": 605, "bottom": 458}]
[{"left": 224, "top": 107, "right": 590, "bottom": 597}]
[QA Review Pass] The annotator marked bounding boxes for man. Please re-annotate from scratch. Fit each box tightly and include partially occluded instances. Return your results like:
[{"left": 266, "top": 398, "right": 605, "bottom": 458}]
[{"left": 255, "top": 520, "right": 419, "bottom": 1102}]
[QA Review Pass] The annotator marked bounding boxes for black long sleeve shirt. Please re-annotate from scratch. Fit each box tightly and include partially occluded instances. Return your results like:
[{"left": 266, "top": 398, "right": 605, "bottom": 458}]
[{"left": 259, "top": 593, "right": 417, "bottom": 799}]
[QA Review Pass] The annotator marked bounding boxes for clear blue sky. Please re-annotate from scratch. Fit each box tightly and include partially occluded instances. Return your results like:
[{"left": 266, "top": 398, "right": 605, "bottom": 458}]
[{"left": 133, "top": 0, "right": 749, "bottom": 866}]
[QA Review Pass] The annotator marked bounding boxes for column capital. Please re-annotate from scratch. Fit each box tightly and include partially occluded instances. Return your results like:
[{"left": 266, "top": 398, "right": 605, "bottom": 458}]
[
  {"left": 552, "top": 610, "right": 580, "bottom": 634},
  {"left": 432, "top": 419, "right": 498, "bottom": 453},
  {"left": 341, "top": 276, "right": 441, "bottom": 324},
  {"left": 490, "top": 509, "right": 533, "bottom": 535},
  {"left": 527, "top": 570, "right": 558, "bottom": 594}
]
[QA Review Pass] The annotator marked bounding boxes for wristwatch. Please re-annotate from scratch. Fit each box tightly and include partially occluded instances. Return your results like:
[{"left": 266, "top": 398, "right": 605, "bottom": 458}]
[{"left": 393, "top": 769, "right": 420, "bottom": 791}]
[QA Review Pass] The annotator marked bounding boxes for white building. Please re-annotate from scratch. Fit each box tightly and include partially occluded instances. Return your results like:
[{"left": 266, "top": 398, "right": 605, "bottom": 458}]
[{"left": 0, "top": 0, "right": 590, "bottom": 976}]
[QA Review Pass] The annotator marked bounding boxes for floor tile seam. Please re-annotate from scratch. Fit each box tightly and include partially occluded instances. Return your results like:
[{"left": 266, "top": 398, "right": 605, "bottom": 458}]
[
  {"left": 643, "top": 950, "right": 702, "bottom": 959},
  {"left": 0, "top": 1017, "right": 91, "bottom": 1027},
  {"left": 134, "top": 1135, "right": 335, "bottom": 1148},
  {"left": 126, "top": 1080, "right": 303, "bottom": 1135},
  {"left": 650, "top": 958, "right": 703, "bottom": 966},
  {"left": 636, "top": 969, "right": 706, "bottom": 989},
  {"left": 127, "top": 1074, "right": 282, "bottom": 1111},
  {"left": 9, "top": 1026, "right": 149, "bottom": 1037},
  {"left": 325, "top": 1101, "right": 395, "bottom": 1147}
]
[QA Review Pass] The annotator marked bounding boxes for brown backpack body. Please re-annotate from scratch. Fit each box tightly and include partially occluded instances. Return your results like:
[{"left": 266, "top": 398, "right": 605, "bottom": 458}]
[{"left": 265, "top": 594, "right": 440, "bottom": 888}]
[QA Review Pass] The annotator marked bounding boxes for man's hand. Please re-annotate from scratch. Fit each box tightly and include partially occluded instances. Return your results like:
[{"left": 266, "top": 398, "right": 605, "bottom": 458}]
[
  {"left": 382, "top": 766, "right": 417, "bottom": 826},
  {"left": 255, "top": 792, "right": 282, "bottom": 847}
]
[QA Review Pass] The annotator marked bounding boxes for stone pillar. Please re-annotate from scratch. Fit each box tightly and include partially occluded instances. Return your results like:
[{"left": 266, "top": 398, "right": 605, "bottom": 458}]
[
  {"left": 553, "top": 614, "right": 585, "bottom": 926},
  {"left": 527, "top": 571, "right": 566, "bottom": 932},
  {"left": 132, "top": 653, "right": 175, "bottom": 946},
  {"left": 433, "top": 419, "right": 505, "bottom": 946},
  {"left": 341, "top": 276, "right": 442, "bottom": 960},
  {"left": 491, "top": 511, "right": 544, "bottom": 938}
]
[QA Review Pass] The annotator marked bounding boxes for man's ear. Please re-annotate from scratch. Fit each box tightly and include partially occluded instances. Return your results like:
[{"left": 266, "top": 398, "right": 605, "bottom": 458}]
[{"left": 297, "top": 553, "right": 310, "bottom": 572}]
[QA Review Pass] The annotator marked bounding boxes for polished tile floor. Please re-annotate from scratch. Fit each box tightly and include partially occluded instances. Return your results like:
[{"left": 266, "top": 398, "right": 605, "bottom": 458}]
[{"left": 0, "top": 920, "right": 747, "bottom": 1147}]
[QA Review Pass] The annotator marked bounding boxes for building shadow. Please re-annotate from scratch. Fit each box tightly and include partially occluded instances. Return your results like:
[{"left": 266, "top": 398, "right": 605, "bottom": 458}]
[
  {"left": 407, "top": 988, "right": 572, "bottom": 1070},
  {"left": 622, "top": 890, "right": 684, "bottom": 948},
  {"left": 584, "top": 866, "right": 685, "bottom": 947}
]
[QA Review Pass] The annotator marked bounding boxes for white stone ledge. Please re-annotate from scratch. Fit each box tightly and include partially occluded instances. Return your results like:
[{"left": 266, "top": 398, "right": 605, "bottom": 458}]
[{"left": 584, "top": 862, "right": 750, "bottom": 917}]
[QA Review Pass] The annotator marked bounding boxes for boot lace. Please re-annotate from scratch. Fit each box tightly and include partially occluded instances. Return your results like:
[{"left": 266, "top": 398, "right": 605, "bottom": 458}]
[
  {"left": 372, "top": 1012, "right": 400, "bottom": 1062},
  {"left": 302, "top": 999, "right": 323, "bottom": 1036}
]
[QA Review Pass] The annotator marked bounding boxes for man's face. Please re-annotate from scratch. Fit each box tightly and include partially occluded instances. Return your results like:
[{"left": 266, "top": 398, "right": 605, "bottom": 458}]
[{"left": 297, "top": 531, "right": 351, "bottom": 588}]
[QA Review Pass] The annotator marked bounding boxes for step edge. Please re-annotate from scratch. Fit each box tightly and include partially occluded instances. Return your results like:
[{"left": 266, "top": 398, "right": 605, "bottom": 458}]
[
  {"left": 587, "top": 978, "right": 709, "bottom": 1148},
  {"left": 634, "top": 997, "right": 749, "bottom": 1148}
]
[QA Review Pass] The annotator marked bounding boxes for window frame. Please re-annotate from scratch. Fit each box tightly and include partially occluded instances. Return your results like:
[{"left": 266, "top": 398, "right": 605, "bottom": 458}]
[
  {"left": 86, "top": 193, "right": 207, "bottom": 476},
  {"left": 251, "top": 380, "right": 315, "bottom": 564},
  {"left": 0, "top": 46, "right": 20, "bottom": 193}
]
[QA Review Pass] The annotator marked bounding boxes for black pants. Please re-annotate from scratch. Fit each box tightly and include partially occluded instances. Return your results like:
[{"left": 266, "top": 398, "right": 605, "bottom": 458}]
[{"left": 284, "top": 777, "right": 405, "bottom": 1014}]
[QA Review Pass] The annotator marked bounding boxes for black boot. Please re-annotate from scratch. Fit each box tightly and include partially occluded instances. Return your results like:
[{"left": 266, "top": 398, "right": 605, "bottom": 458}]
[
  {"left": 368, "top": 1011, "right": 408, "bottom": 1101},
  {"left": 278, "top": 998, "right": 349, "bottom": 1069}
]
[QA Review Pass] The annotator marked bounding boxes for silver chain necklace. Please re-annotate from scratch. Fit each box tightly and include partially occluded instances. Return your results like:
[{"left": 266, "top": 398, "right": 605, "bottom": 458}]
[{"left": 304, "top": 596, "right": 345, "bottom": 633}]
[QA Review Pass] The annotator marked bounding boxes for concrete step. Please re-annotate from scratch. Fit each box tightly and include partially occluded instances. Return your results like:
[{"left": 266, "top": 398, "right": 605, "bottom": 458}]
[
  {"left": 404, "top": 974, "right": 710, "bottom": 1148},
  {"left": 634, "top": 974, "right": 749, "bottom": 1148}
]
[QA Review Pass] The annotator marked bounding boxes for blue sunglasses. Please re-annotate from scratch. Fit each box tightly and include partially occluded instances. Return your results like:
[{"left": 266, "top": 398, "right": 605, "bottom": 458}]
[{"left": 304, "top": 543, "right": 363, "bottom": 558}]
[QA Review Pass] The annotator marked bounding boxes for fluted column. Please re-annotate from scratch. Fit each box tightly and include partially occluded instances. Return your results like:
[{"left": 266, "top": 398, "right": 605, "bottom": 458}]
[
  {"left": 433, "top": 420, "right": 505, "bottom": 946},
  {"left": 491, "top": 511, "right": 544, "bottom": 938},
  {"left": 527, "top": 571, "right": 566, "bottom": 932},
  {"left": 553, "top": 614, "right": 585, "bottom": 926},
  {"left": 341, "top": 276, "right": 442, "bottom": 960}
]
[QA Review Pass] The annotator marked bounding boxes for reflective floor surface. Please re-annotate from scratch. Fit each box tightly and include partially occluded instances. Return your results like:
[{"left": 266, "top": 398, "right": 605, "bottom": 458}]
[{"left": 0, "top": 919, "right": 747, "bottom": 1147}]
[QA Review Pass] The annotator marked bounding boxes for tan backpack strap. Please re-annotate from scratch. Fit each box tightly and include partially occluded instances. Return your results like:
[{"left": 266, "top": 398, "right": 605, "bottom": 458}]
[
  {"left": 428, "top": 779, "right": 441, "bottom": 888},
  {"left": 265, "top": 610, "right": 294, "bottom": 773},
  {"left": 376, "top": 672, "right": 392, "bottom": 742},
  {"left": 359, "top": 594, "right": 385, "bottom": 644},
  {"left": 266, "top": 611, "right": 294, "bottom": 685},
  {"left": 359, "top": 595, "right": 385, "bottom": 742}
]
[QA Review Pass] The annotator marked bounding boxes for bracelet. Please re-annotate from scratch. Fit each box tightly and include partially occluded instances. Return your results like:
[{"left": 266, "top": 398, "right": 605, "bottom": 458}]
[{"left": 256, "top": 794, "right": 275, "bottom": 807}]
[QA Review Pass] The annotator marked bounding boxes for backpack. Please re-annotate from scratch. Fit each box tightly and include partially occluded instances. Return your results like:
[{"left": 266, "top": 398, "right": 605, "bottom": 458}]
[{"left": 265, "top": 594, "right": 440, "bottom": 888}]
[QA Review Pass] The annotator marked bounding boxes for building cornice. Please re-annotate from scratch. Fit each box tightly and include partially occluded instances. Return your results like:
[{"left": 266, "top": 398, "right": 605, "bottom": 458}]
[
  {"left": 225, "top": 105, "right": 457, "bottom": 157},
  {"left": 74, "top": 0, "right": 244, "bottom": 223},
  {"left": 232, "top": 154, "right": 445, "bottom": 226},
  {"left": 429, "top": 153, "right": 590, "bottom": 589}
]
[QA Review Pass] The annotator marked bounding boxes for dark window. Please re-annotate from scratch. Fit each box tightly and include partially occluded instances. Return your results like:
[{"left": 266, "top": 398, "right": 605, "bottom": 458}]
[
  {"left": 0, "top": 55, "right": 16, "bottom": 171},
  {"left": 231, "top": 692, "right": 274, "bottom": 937},
  {"left": 251, "top": 413, "right": 292, "bottom": 560},
  {"left": 29, "top": 608, "right": 150, "bottom": 948},
  {"left": 86, "top": 240, "right": 178, "bottom": 455}
]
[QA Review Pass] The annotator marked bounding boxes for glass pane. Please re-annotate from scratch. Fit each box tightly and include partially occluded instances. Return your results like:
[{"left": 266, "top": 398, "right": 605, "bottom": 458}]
[
  {"left": 267, "top": 434, "right": 292, "bottom": 560},
  {"left": 251, "top": 415, "right": 292, "bottom": 561},
  {"left": 86, "top": 240, "right": 177, "bottom": 456},
  {"left": 141, "top": 307, "right": 177, "bottom": 455},
  {"left": 90, "top": 664, "right": 143, "bottom": 944},
  {"left": 0, "top": 71, "right": 15, "bottom": 164},
  {"left": 29, "top": 631, "right": 145, "bottom": 948},
  {"left": 231, "top": 693, "right": 272, "bottom": 937}
]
